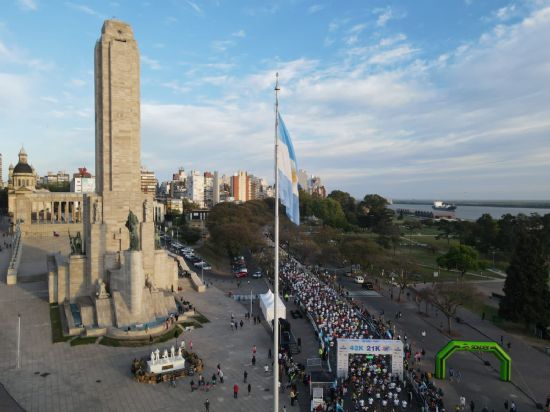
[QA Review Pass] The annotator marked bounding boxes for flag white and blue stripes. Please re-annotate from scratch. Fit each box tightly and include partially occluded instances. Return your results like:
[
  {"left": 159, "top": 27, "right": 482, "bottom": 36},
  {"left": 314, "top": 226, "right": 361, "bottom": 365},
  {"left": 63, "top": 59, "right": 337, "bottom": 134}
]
[{"left": 277, "top": 112, "right": 300, "bottom": 225}]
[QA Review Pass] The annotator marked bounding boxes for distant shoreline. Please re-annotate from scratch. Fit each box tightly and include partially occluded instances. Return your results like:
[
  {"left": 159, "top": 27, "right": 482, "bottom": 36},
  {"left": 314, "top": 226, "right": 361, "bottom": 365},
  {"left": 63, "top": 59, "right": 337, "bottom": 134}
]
[{"left": 393, "top": 200, "right": 550, "bottom": 209}]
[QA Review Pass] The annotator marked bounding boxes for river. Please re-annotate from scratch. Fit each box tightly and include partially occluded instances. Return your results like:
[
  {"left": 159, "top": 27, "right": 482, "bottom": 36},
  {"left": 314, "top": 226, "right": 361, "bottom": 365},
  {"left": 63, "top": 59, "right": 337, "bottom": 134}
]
[{"left": 389, "top": 203, "right": 550, "bottom": 221}]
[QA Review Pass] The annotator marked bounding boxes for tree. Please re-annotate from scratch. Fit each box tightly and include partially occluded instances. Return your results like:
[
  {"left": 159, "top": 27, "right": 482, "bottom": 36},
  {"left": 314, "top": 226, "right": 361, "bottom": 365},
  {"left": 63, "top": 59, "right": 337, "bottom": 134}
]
[
  {"left": 384, "top": 258, "right": 418, "bottom": 302},
  {"left": 328, "top": 190, "right": 358, "bottom": 226},
  {"left": 499, "top": 232, "right": 550, "bottom": 329},
  {"left": 357, "top": 194, "right": 394, "bottom": 232},
  {"left": 437, "top": 244, "right": 479, "bottom": 278},
  {"left": 427, "top": 282, "right": 483, "bottom": 334},
  {"left": 471, "top": 214, "right": 499, "bottom": 253}
]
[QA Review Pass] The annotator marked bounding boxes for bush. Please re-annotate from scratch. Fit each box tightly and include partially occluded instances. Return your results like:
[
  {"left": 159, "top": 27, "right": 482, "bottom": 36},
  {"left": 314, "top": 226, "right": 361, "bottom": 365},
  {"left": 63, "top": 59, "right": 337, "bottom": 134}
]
[
  {"left": 70, "top": 336, "right": 97, "bottom": 346},
  {"left": 50, "top": 304, "right": 70, "bottom": 343}
]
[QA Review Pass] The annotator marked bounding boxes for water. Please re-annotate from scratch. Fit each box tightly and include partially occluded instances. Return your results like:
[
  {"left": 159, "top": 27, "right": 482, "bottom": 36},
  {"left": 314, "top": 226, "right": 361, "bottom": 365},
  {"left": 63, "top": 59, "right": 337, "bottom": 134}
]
[{"left": 389, "top": 203, "right": 550, "bottom": 221}]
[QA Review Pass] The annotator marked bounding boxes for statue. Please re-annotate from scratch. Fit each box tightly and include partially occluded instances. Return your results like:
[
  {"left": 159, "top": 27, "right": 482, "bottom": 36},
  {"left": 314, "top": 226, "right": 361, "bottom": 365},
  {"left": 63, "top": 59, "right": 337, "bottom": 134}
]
[
  {"left": 125, "top": 210, "right": 140, "bottom": 251},
  {"left": 96, "top": 278, "right": 109, "bottom": 299},
  {"left": 93, "top": 199, "right": 101, "bottom": 223},
  {"left": 154, "top": 348, "right": 160, "bottom": 362},
  {"left": 150, "top": 351, "right": 155, "bottom": 364},
  {"left": 177, "top": 347, "right": 182, "bottom": 358},
  {"left": 69, "top": 231, "right": 76, "bottom": 255},
  {"left": 143, "top": 198, "right": 152, "bottom": 222},
  {"left": 162, "top": 349, "right": 168, "bottom": 360},
  {"left": 170, "top": 345, "right": 175, "bottom": 359},
  {"left": 69, "top": 231, "right": 83, "bottom": 255}
]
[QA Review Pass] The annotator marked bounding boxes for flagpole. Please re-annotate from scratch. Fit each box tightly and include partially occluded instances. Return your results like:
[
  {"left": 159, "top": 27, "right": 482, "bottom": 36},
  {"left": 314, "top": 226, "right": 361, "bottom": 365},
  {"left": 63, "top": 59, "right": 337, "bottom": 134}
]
[{"left": 273, "top": 72, "right": 280, "bottom": 412}]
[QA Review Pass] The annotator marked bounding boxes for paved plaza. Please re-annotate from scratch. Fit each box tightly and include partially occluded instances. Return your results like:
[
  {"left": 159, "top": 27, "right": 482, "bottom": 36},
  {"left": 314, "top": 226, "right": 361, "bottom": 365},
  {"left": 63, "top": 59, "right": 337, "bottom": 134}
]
[{"left": 0, "top": 234, "right": 284, "bottom": 412}]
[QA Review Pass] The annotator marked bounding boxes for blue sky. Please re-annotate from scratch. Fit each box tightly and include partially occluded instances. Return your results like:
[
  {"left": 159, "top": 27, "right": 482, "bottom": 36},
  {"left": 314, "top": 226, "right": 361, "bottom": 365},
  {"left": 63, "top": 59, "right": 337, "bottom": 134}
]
[{"left": 1, "top": 0, "right": 550, "bottom": 200}]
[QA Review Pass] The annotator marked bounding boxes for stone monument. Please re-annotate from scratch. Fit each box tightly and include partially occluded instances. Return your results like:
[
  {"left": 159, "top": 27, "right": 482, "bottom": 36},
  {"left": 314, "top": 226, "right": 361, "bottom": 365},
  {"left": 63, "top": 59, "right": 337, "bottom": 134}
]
[{"left": 47, "top": 19, "right": 178, "bottom": 332}]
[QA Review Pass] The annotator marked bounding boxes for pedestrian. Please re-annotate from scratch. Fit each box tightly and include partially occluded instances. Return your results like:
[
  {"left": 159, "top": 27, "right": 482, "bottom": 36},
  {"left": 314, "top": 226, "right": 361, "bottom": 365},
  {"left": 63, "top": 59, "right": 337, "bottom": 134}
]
[
  {"left": 268, "top": 348, "right": 272, "bottom": 359},
  {"left": 230, "top": 321, "right": 234, "bottom": 330},
  {"left": 233, "top": 383, "right": 239, "bottom": 399},
  {"left": 507, "top": 341, "right": 511, "bottom": 350},
  {"left": 459, "top": 396, "right": 466, "bottom": 410},
  {"left": 510, "top": 401, "right": 517, "bottom": 412},
  {"left": 252, "top": 345, "right": 257, "bottom": 355},
  {"left": 204, "top": 399, "right": 210, "bottom": 412},
  {"left": 504, "top": 400, "right": 509, "bottom": 410},
  {"left": 190, "top": 379, "right": 196, "bottom": 392},
  {"left": 219, "top": 369, "right": 224, "bottom": 383},
  {"left": 248, "top": 383, "right": 251, "bottom": 396},
  {"left": 240, "top": 319, "right": 244, "bottom": 328},
  {"left": 421, "top": 330, "right": 426, "bottom": 338},
  {"left": 190, "top": 340, "right": 193, "bottom": 351},
  {"left": 252, "top": 355, "right": 256, "bottom": 366},
  {"left": 243, "top": 370, "right": 248, "bottom": 383},
  {"left": 470, "top": 400, "right": 475, "bottom": 412},
  {"left": 500, "top": 335, "right": 504, "bottom": 346}
]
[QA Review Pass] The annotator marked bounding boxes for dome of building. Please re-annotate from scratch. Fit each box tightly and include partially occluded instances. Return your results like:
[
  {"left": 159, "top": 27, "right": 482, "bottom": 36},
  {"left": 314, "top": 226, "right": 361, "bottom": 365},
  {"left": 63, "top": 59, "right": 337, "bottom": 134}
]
[{"left": 13, "top": 162, "right": 33, "bottom": 174}]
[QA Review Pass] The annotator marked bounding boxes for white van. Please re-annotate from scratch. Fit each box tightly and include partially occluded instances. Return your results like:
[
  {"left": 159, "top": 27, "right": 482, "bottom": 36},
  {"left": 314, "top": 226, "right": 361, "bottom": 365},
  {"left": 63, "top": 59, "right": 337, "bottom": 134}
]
[{"left": 354, "top": 276, "right": 364, "bottom": 284}]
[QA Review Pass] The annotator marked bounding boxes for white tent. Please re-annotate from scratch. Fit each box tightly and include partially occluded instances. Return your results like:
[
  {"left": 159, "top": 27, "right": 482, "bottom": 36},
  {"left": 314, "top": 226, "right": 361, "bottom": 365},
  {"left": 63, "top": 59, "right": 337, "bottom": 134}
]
[{"left": 259, "top": 289, "right": 286, "bottom": 325}]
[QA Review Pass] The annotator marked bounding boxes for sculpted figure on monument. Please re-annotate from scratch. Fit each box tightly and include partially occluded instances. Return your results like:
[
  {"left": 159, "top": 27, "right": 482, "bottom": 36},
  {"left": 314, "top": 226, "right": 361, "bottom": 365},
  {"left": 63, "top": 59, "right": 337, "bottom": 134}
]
[
  {"left": 93, "top": 199, "right": 101, "bottom": 223},
  {"left": 125, "top": 210, "right": 140, "bottom": 251},
  {"left": 96, "top": 278, "right": 109, "bottom": 299},
  {"left": 69, "top": 231, "right": 83, "bottom": 255}
]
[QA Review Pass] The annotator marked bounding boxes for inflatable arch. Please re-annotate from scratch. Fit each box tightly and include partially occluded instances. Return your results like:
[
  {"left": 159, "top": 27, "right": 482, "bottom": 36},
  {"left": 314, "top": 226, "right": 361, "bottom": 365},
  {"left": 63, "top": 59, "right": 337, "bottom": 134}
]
[{"left": 435, "top": 340, "right": 511, "bottom": 382}]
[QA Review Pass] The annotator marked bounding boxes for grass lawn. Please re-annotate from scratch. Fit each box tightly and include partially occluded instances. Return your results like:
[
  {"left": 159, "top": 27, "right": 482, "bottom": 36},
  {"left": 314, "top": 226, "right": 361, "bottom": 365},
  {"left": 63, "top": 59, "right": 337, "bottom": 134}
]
[
  {"left": 70, "top": 336, "right": 98, "bottom": 346},
  {"left": 192, "top": 312, "right": 210, "bottom": 324},
  {"left": 50, "top": 304, "right": 71, "bottom": 343}
]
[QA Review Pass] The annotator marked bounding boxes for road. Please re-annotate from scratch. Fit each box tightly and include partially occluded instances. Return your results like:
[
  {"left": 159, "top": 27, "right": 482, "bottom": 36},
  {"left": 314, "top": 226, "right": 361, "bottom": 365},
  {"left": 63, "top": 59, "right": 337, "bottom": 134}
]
[{"left": 336, "top": 275, "right": 548, "bottom": 411}]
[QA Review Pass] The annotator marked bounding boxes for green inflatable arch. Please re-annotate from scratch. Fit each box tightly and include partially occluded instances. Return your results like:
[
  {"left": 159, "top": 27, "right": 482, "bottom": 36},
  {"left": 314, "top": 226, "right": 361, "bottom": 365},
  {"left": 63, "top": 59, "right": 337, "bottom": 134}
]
[{"left": 435, "top": 340, "right": 511, "bottom": 382}]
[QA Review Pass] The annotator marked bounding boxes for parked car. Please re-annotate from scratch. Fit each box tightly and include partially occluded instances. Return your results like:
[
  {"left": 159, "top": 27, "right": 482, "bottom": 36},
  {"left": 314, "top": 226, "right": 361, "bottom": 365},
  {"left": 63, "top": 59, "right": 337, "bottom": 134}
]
[
  {"left": 362, "top": 281, "right": 374, "bottom": 290},
  {"left": 194, "top": 261, "right": 207, "bottom": 267},
  {"left": 202, "top": 265, "right": 212, "bottom": 270},
  {"left": 235, "top": 271, "right": 248, "bottom": 278},
  {"left": 252, "top": 270, "right": 262, "bottom": 278},
  {"left": 354, "top": 276, "right": 364, "bottom": 284}
]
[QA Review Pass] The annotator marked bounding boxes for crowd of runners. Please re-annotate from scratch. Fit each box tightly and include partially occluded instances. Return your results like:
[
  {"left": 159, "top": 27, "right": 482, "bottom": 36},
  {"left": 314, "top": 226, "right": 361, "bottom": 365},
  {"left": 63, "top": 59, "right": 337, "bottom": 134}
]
[{"left": 279, "top": 260, "right": 445, "bottom": 411}]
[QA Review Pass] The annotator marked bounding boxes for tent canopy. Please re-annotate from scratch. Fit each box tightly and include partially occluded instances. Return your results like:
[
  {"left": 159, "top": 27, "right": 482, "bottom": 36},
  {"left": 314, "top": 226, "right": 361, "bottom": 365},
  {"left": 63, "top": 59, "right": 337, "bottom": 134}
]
[{"left": 259, "top": 290, "right": 286, "bottom": 324}]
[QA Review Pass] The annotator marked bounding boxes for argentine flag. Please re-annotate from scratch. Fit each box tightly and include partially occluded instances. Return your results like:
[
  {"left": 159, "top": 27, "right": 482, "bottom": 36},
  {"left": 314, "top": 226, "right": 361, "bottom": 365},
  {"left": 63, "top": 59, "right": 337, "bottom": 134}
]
[{"left": 277, "top": 112, "right": 300, "bottom": 225}]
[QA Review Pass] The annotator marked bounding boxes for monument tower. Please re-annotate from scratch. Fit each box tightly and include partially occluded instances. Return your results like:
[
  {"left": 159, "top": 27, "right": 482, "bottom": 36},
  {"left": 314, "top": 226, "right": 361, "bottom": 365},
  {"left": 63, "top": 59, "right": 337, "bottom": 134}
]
[{"left": 44, "top": 20, "right": 178, "bottom": 333}]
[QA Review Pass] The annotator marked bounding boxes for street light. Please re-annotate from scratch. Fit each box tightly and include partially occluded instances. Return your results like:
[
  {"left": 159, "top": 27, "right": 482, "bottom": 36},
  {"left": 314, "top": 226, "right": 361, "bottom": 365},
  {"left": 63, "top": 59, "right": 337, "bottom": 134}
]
[
  {"left": 16, "top": 314, "right": 21, "bottom": 369},
  {"left": 248, "top": 280, "right": 252, "bottom": 319}
]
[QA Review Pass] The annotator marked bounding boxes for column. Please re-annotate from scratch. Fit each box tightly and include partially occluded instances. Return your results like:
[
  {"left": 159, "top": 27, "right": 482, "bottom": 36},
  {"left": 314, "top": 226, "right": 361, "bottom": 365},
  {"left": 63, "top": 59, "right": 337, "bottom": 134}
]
[{"left": 57, "top": 201, "right": 61, "bottom": 223}]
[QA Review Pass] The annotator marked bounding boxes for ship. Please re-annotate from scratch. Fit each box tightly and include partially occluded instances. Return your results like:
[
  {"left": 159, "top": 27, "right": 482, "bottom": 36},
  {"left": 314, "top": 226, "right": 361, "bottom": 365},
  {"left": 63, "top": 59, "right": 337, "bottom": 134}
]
[{"left": 432, "top": 201, "right": 457, "bottom": 211}]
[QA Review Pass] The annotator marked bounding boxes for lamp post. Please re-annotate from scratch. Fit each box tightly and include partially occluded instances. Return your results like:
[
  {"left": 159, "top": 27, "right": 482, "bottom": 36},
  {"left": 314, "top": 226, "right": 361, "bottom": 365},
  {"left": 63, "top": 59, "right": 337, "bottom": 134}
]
[
  {"left": 248, "top": 280, "right": 252, "bottom": 319},
  {"left": 16, "top": 314, "right": 21, "bottom": 369}
]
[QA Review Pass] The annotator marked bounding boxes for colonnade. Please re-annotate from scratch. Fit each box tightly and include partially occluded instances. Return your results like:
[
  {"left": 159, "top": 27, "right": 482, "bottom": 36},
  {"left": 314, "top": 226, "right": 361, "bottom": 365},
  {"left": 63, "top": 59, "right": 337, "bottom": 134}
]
[{"left": 30, "top": 200, "right": 83, "bottom": 224}]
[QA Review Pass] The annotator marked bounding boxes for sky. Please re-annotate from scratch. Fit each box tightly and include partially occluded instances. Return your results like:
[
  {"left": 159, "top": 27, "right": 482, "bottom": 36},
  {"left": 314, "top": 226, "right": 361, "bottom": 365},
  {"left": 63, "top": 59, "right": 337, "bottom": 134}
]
[{"left": 1, "top": 0, "right": 550, "bottom": 200}]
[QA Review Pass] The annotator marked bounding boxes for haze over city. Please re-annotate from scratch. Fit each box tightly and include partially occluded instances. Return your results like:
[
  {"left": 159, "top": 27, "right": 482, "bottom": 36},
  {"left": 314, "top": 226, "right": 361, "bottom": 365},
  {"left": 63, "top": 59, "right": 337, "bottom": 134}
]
[{"left": 1, "top": 0, "right": 550, "bottom": 199}]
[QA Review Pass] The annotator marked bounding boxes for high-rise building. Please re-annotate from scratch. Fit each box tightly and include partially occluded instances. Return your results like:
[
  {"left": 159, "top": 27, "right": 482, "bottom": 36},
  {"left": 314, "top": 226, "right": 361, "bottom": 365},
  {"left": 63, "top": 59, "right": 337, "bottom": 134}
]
[
  {"left": 171, "top": 167, "right": 187, "bottom": 198},
  {"left": 187, "top": 170, "right": 205, "bottom": 208},
  {"left": 298, "top": 169, "right": 309, "bottom": 192},
  {"left": 42, "top": 171, "right": 70, "bottom": 186},
  {"left": 231, "top": 171, "right": 250, "bottom": 202},
  {"left": 310, "top": 175, "right": 326, "bottom": 198},
  {"left": 203, "top": 171, "right": 214, "bottom": 208},
  {"left": 140, "top": 167, "right": 157, "bottom": 194},
  {"left": 213, "top": 171, "right": 220, "bottom": 206}
]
